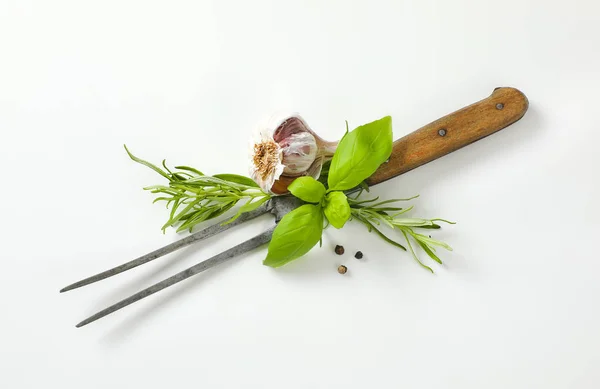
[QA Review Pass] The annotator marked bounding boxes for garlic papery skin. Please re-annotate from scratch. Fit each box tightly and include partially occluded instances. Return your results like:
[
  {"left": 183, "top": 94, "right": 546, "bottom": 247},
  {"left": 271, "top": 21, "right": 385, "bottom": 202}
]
[
  {"left": 278, "top": 130, "right": 318, "bottom": 176},
  {"left": 249, "top": 113, "right": 337, "bottom": 194}
]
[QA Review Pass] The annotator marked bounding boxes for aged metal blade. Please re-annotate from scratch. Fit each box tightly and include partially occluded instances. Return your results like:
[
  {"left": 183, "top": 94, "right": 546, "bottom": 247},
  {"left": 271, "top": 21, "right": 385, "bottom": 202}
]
[
  {"left": 61, "top": 205, "right": 270, "bottom": 293},
  {"left": 75, "top": 226, "right": 276, "bottom": 328}
]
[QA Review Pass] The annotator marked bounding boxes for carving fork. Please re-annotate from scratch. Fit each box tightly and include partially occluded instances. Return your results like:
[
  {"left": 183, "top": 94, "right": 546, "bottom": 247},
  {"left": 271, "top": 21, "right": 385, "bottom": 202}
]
[{"left": 61, "top": 87, "right": 529, "bottom": 328}]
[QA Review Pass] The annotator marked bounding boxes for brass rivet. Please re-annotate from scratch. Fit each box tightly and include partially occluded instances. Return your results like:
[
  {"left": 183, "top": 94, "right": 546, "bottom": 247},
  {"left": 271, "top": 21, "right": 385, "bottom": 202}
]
[
  {"left": 496, "top": 103, "right": 504, "bottom": 110},
  {"left": 438, "top": 129, "right": 447, "bottom": 137}
]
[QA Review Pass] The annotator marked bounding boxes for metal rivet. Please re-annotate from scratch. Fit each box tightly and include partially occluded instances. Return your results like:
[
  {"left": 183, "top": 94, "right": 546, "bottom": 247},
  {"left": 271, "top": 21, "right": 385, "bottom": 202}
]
[
  {"left": 438, "top": 128, "right": 447, "bottom": 137},
  {"left": 496, "top": 103, "right": 504, "bottom": 110}
]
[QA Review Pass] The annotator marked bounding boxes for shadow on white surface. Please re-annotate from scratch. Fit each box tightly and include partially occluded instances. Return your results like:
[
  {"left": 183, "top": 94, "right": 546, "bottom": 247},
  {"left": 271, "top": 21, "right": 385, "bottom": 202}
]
[
  {"left": 91, "top": 240, "right": 216, "bottom": 307},
  {"left": 383, "top": 102, "right": 543, "bottom": 197},
  {"left": 97, "top": 247, "right": 259, "bottom": 344}
]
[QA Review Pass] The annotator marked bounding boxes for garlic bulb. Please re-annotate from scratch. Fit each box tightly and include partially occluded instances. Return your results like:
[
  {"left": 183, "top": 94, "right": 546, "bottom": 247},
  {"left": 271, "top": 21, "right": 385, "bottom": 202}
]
[{"left": 249, "top": 113, "right": 337, "bottom": 194}]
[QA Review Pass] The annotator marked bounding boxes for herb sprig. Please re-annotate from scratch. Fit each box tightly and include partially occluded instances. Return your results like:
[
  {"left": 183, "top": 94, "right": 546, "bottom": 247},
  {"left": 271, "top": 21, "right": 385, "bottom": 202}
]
[
  {"left": 348, "top": 192, "right": 455, "bottom": 272},
  {"left": 125, "top": 146, "right": 271, "bottom": 233}
]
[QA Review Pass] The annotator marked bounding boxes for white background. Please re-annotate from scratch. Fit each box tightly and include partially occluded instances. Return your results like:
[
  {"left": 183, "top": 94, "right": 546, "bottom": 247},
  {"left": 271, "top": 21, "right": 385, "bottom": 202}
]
[{"left": 1, "top": 1, "right": 599, "bottom": 388}]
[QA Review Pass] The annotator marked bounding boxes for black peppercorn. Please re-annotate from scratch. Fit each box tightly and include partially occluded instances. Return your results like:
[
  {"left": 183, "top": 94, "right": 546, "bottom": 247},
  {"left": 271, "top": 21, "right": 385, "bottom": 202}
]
[
  {"left": 334, "top": 245, "right": 345, "bottom": 255},
  {"left": 354, "top": 251, "right": 363, "bottom": 259}
]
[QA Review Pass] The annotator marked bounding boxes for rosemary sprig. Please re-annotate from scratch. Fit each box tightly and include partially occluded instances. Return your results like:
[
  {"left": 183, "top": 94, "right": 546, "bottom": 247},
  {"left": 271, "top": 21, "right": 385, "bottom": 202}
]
[
  {"left": 125, "top": 146, "right": 271, "bottom": 233},
  {"left": 348, "top": 193, "right": 454, "bottom": 272}
]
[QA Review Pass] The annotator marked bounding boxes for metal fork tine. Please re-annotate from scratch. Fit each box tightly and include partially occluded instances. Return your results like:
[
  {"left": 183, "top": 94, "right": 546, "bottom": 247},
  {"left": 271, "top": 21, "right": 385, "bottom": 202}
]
[
  {"left": 75, "top": 226, "right": 276, "bottom": 328},
  {"left": 60, "top": 205, "right": 270, "bottom": 293}
]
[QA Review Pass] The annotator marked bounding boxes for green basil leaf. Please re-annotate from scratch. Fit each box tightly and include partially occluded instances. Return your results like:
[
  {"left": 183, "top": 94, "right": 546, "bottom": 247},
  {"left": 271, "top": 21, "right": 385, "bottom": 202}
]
[
  {"left": 328, "top": 116, "right": 393, "bottom": 191},
  {"left": 212, "top": 173, "right": 260, "bottom": 188},
  {"left": 263, "top": 204, "right": 323, "bottom": 267},
  {"left": 288, "top": 176, "right": 326, "bottom": 203},
  {"left": 323, "top": 191, "right": 350, "bottom": 229}
]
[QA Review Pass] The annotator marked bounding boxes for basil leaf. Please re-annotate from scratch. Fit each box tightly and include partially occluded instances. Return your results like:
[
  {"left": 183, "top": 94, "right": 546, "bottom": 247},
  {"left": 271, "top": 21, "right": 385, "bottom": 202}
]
[
  {"left": 288, "top": 176, "right": 326, "bottom": 203},
  {"left": 323, "top": 191, "right": 350, "bottom": 229},
  {"left": 328, "top": 116, "right": 393, "bottom": 191},
  {"left": 263, "top": 204, "right": 323, "bottom": 267},
  {"left": 213, "top": 173, "right": 260, "bottom": 188}
]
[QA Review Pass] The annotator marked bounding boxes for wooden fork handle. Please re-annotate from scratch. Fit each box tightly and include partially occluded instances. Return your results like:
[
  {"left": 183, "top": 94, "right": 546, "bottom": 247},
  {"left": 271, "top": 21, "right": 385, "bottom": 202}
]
[{"left": 366, "top": 87, "right": 529, "bottom": 185}]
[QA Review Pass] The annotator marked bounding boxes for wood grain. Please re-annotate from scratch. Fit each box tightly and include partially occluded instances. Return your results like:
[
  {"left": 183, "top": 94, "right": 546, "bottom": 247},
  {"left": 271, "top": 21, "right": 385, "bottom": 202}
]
[{"left": 366, "top": 87, "right": 529, "bottom": 185}]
